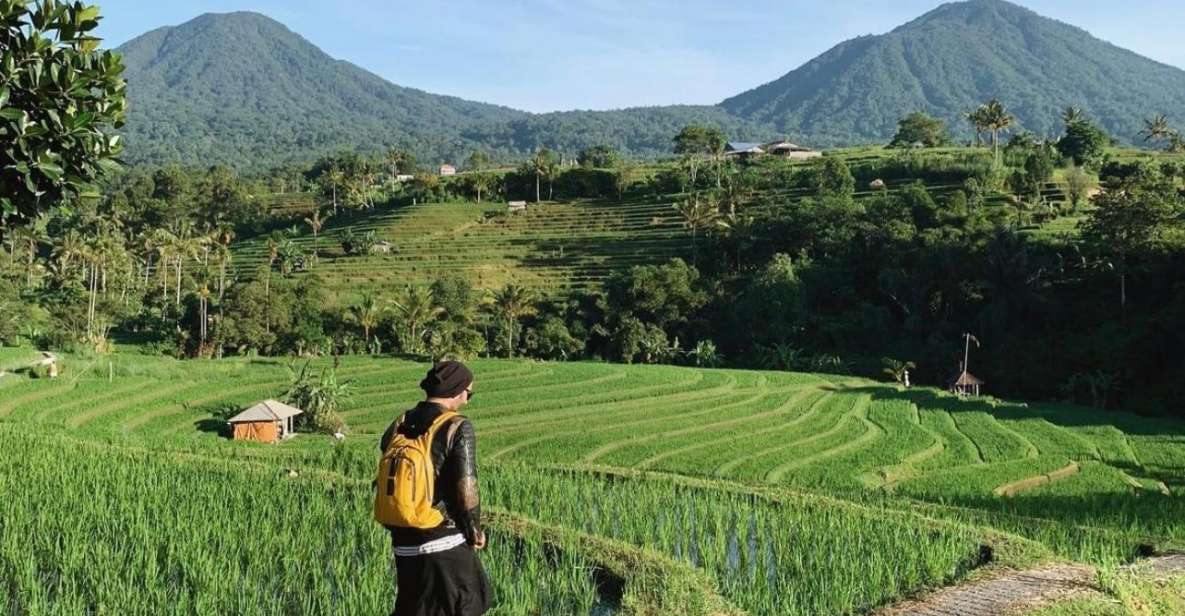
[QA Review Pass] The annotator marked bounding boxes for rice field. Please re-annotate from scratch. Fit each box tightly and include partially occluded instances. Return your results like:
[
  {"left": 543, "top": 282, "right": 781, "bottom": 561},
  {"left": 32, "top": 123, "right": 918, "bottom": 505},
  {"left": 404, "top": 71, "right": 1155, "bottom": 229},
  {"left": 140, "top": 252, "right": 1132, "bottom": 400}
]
[{"left": 1, "top": 349, "right": 1184, "bottom": 614}]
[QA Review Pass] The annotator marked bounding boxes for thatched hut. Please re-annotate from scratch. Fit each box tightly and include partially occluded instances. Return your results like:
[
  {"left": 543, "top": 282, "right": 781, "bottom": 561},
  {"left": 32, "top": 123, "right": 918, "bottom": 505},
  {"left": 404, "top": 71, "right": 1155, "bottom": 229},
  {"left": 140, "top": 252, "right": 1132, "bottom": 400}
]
[
  {"left": 227, "top": 400, "right": 304, "bottom": 443},
  {"left": 951, "top": 371, "right": 985, "bottom": 397}
]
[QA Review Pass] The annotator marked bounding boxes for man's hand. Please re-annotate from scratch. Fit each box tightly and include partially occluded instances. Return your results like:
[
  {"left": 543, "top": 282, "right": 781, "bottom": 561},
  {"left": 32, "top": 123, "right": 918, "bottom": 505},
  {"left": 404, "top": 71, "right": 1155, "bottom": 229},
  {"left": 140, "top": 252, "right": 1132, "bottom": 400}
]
[{"left": 472, "top": 530, "right": 487, "bottom": 550}]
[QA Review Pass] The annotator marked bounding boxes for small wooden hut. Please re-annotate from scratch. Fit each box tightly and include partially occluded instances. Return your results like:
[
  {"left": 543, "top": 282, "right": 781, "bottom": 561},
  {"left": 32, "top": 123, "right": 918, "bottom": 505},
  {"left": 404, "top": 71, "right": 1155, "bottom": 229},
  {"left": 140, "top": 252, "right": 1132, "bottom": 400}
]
[
  {"left": 227, "top": 400, "right": 304, "bottom": 443},
  {"left": 951, "top": 371, "right": 984, "bottom": 397}
]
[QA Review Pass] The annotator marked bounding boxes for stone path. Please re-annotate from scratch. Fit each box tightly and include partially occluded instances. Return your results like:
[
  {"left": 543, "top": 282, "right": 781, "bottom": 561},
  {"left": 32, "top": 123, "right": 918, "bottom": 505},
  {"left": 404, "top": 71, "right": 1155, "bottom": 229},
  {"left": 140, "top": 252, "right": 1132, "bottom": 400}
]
[
  {"left": 878, "top": 554, "right": 1185, "bottom": 616},
  {"left": 875, "top": 563, "right": 1098, "bottom": 616},
  {"left": 1133, "top": 553, "right": 1185, "bottom": 578}
]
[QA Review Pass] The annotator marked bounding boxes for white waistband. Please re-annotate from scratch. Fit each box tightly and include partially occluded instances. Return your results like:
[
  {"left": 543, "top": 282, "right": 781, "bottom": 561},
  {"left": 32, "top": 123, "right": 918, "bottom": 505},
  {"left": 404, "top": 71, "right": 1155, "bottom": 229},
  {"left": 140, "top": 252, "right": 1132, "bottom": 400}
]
[{"left": 394, "top": 533, "right": 466, "bottom": 557}]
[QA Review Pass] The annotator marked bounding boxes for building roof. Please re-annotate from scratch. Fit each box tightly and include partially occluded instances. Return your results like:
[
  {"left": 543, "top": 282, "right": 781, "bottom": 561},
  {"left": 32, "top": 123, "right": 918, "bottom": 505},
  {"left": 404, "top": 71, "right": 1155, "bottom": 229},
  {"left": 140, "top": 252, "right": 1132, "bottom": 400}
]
[
  {"left": 764, "top": 140, "right": 813, "bottom": 152},
  {"left": 725, "top": 142, "right": 765, "bottom": 153},
  {"left": 228, "top": 399, "right": 304, "bottom": 423},
  {"left": 952, "top": 371, "right": 985, "bottom": 386}
]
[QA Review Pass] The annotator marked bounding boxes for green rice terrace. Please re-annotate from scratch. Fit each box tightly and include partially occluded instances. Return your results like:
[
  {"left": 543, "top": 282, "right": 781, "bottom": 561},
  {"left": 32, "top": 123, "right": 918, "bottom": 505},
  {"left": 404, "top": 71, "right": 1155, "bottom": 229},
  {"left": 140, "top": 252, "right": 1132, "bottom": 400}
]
[
  {"left": 1, "top": 348, "right": 1182, "bottom": 615},
  {"left": 226, "top": 147, "right": 1106, "bottom": 304},
  {"left": 235, "top": 197, "right": 691, "bottom": 301}
]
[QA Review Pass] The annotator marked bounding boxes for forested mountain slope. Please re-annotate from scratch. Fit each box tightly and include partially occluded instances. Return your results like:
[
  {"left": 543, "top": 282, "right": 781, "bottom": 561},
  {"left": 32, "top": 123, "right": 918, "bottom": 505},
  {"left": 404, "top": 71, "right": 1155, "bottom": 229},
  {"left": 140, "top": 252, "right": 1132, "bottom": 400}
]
[{"left": 721, "top": 0, "right": 1185, "bottom": 146}]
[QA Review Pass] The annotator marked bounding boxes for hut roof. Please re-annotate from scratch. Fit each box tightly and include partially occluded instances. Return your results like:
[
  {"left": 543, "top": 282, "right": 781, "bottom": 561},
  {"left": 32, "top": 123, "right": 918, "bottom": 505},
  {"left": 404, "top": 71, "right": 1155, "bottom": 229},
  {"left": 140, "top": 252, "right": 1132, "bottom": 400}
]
[
  {"left": 952, "top": 371, "right": 985, "bottom": 386},
  {"left": 763, "top": 140, "right": 813, "bottom": 152},
  {"left": 228, "top": 400, "right": 304, "bottom": 424},
  {"left": 725, "top": 142, "right": 765, "bottom": 153}
]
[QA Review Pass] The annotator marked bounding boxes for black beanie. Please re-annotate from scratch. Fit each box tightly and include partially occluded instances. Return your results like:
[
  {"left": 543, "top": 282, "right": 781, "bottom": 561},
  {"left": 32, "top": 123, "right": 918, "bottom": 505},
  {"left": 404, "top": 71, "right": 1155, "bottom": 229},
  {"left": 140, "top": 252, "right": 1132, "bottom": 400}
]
[{"left": 420, "top": 361, "right": 474, "bottom": 398}]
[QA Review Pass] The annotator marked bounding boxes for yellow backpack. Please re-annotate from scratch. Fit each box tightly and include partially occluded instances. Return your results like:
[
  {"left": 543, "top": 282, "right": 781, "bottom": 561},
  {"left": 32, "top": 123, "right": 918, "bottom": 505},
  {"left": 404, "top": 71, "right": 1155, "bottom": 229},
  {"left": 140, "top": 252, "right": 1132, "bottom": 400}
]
[{"left": 374, "top": 410, "right": 460, "bottom": 528}]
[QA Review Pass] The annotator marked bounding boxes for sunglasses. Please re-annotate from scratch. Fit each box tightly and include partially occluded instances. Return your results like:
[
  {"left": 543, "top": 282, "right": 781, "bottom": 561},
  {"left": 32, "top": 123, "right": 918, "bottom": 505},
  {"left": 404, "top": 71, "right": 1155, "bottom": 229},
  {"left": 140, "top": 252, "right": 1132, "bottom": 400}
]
[{"left": 465, "top": 388, "right": 475, "bottom": 401}]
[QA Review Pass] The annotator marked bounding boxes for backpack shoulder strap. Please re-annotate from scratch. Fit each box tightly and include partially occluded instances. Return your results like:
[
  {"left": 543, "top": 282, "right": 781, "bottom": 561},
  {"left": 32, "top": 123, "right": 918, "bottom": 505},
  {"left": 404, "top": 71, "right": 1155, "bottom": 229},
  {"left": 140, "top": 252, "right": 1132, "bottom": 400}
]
[
  {"left": 444, "top": 414, "right": 467, "bottom": 449},
  {"left": 381, "top": 412, "right": 408, "bottom": 453}
]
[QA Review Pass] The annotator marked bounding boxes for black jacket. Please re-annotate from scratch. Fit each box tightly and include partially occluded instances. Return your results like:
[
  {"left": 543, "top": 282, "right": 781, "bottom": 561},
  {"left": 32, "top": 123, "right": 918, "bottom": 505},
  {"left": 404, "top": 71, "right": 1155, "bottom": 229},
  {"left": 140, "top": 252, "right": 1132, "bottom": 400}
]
[{"left": 380, "top": 401, "right": 482, "bottom": 546}]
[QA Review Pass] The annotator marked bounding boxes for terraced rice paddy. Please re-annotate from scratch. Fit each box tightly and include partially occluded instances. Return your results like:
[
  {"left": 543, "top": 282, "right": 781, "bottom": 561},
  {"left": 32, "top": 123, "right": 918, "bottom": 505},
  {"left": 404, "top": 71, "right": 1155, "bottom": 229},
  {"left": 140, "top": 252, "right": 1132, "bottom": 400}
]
[
  {"left": 233, "top": 170, "right": 1065, "bottom": 302},
  {"left": 234, "top": 198, "right": 692, "bottom": 301},
  {"left": 1, "top": 349, "right": 1183, "bottom": 614}
]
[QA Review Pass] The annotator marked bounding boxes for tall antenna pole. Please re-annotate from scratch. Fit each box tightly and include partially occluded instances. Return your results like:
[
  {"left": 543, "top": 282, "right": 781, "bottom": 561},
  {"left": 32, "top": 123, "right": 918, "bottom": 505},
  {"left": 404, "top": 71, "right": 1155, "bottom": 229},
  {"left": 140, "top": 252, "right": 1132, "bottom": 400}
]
[{"left": 963, "top": 333, "right": 971, "bottom": 375}]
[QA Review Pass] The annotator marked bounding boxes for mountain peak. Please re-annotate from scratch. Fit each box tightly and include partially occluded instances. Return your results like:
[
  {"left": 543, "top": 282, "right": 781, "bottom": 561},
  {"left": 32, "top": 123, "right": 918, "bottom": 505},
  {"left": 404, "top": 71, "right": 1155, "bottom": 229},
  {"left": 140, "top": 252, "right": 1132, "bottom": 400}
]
[{"left": 722, "top": 0, "right": 1185, "bottom": 146}]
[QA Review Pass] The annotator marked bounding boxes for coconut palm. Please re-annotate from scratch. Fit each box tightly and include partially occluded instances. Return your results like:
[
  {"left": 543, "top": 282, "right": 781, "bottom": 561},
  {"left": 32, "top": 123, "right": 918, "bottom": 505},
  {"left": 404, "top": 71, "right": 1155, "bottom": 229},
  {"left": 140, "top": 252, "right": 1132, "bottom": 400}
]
[
  {"left": 390, "top": 285, "right": 442, "bottom": 355},
  {"left": 1061, "top": 106, "right": 1084, "bottom": 126},
  {"left": 491, "top": 283, "right": 537, "bottom": 358},
  {"left": 674, "top": 195, "right": 718, "bottom": 265},
  {"left": 303, "top": 209, "right": 328, "bottom": 260},
  {"left": 1140, "top": 114, "right": 1173, "bottom": 144},
  {"left": 965, "top": 107, "right": 987, "bottom": 147},
  {"left": 349, "top": 292, "right": 384, "bottom": 348},
  {"left": 528, "top": 149, "right": 558, "bottom": 203},
  {"left": 386, "top": 148, "right": 409, "bottom": 183},
  {"left": 981, "top": 98, "right": 1014, "bottom": 163},
  {"left": 324, "top": 166, "right": 345, "bottom": 215}
]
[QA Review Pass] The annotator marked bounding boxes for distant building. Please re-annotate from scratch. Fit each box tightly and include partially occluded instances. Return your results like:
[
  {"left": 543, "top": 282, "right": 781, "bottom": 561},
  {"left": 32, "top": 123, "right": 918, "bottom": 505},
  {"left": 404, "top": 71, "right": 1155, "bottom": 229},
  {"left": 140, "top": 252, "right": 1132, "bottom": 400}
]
[
  {"left": 439, "top": 164, "right": 457, "bottom": 176},
  {"left": 395, "top": 174, "right": 415, "bottom": 183},
  {"left": 371, "top": 240, "right": 394, "bottom": 255},
  {"left": 724, "top": 142, "right": 765, "bottom": 159},
  {"left": 507, "top": 200, "right": 527, "bottom": 213},
  {"left": 227, "top": 400, "right": 303, "bottom": 443},
  {"left": 725, "top": 140, "right": 821, "bottom": 161},
  {"left": 764, "top": 140, "right": 822, "bottom": 160}
]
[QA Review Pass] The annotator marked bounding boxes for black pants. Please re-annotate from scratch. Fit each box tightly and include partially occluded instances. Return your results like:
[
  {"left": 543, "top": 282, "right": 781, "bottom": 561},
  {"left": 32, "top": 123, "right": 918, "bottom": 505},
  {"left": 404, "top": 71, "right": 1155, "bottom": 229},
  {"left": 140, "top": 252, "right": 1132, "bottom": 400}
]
[{"left": 392, "top": 545, "right": 492, "bottom": 616}]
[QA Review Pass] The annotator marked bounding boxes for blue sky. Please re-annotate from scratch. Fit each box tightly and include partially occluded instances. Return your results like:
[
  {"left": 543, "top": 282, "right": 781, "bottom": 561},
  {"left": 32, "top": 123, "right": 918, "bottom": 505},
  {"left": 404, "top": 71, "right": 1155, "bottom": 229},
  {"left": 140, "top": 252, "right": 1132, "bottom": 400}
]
[{"left": 95, "top": 0, "right": 1185, "bottom": 113}]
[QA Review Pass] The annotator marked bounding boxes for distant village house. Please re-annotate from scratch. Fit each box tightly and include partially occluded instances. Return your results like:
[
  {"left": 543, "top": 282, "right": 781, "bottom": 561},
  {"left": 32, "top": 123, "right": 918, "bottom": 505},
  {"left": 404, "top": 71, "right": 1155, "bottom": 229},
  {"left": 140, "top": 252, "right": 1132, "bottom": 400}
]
[
  {"left": 507, "top": 200, "right": 527, "bottom": 213},
  {"left": 725, "top": 139, "right": 821, "bottom": 161},
  {"left": 227, "top": 400, "right": 304, "bottom": 444},
  {"left": 439, "top": 164, "right": 457, "bottom": 176}
]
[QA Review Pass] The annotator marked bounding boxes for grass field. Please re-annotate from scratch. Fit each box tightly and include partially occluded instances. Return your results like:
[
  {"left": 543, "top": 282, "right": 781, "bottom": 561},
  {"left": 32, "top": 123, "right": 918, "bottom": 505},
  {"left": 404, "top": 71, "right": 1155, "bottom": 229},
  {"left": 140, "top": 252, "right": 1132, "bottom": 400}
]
[{"left": 1, "top": 348, "right": 1183, "bottom": 614}]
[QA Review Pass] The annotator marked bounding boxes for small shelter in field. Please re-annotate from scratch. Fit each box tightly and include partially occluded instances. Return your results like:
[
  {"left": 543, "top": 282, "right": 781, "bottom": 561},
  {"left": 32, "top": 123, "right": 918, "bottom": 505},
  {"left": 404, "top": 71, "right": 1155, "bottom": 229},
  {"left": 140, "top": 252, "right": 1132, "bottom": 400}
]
[
  {"left": 951, "top": 370, "right": 985, "bottom": 397},
  {"left": 227, "top": 400, "right": 303, "bottom": 443},
  {"left": 507, "top": 200, "right": 527, "bottom": 213},
  {"left": 371, "top": 240, "right": 394, "bottom": 255}
]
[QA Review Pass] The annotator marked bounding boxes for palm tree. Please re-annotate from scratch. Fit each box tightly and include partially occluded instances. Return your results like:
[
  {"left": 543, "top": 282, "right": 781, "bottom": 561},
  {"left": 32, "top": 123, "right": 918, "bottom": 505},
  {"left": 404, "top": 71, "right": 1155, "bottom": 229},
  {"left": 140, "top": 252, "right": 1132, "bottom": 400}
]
[
  {"left": 349, "top": 292, "right": 384, "bottom": 348},
  {"left": 210, "top": 242, "right": 232, "bottom": 303},
  {"left": 491, "top": 284, "right": 537, "bottom": 358},
  {"left": 192, "top": 275, "right": 212, "bottom": 352},
  {"left": 52, "top": 230, "right": 85, "bottom": 282},
  {"left": 390, "top": 285, "right": 442, "bottom": 355},
  {"left": 324, "top": 166, "right": 345, "bottom": 215},
  {"left": 303, "top": 209, "right": 327, "bottom": 260},
  {"left": 386, "top": 148, "right": 408, "bottom": 183},
  {"left": 965, "top": 107, "right": 987, "bottom": 147},
  {"left": 528, "top": 149, "right": 557, "bottom": 203},
  {"left": 1140, "top": 114, "right": 1172, "bottom": 144},
  {"left": 150, "top": 228, "right": 176, "bottom": 303},
  {"left": 981, "top": 98, "right": 1014, "bottom": 163},
  {"left": 674, "top": 195, "right": 718, "bottom": 265},
  {"left": 1061, "top": 106, "right": 1084, "bottom": 126}
]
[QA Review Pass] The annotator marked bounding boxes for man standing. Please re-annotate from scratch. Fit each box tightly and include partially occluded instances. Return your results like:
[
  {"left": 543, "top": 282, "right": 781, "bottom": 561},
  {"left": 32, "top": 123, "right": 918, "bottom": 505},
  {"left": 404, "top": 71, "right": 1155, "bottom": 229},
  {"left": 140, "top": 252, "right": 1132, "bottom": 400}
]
[{"left": 376, "top": 361, "right": 491, "bottom": 616}]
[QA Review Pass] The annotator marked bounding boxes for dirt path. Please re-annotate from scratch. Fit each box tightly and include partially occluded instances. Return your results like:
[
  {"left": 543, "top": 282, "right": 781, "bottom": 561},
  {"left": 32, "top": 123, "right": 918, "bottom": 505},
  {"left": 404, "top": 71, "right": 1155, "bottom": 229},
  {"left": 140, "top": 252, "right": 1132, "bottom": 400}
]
[
  {"left": 875, "top": 564, "right": 1098, "bottom": 616},
  {"left": 878, "top": 554, "right": 1185, "bottom": 616}
]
